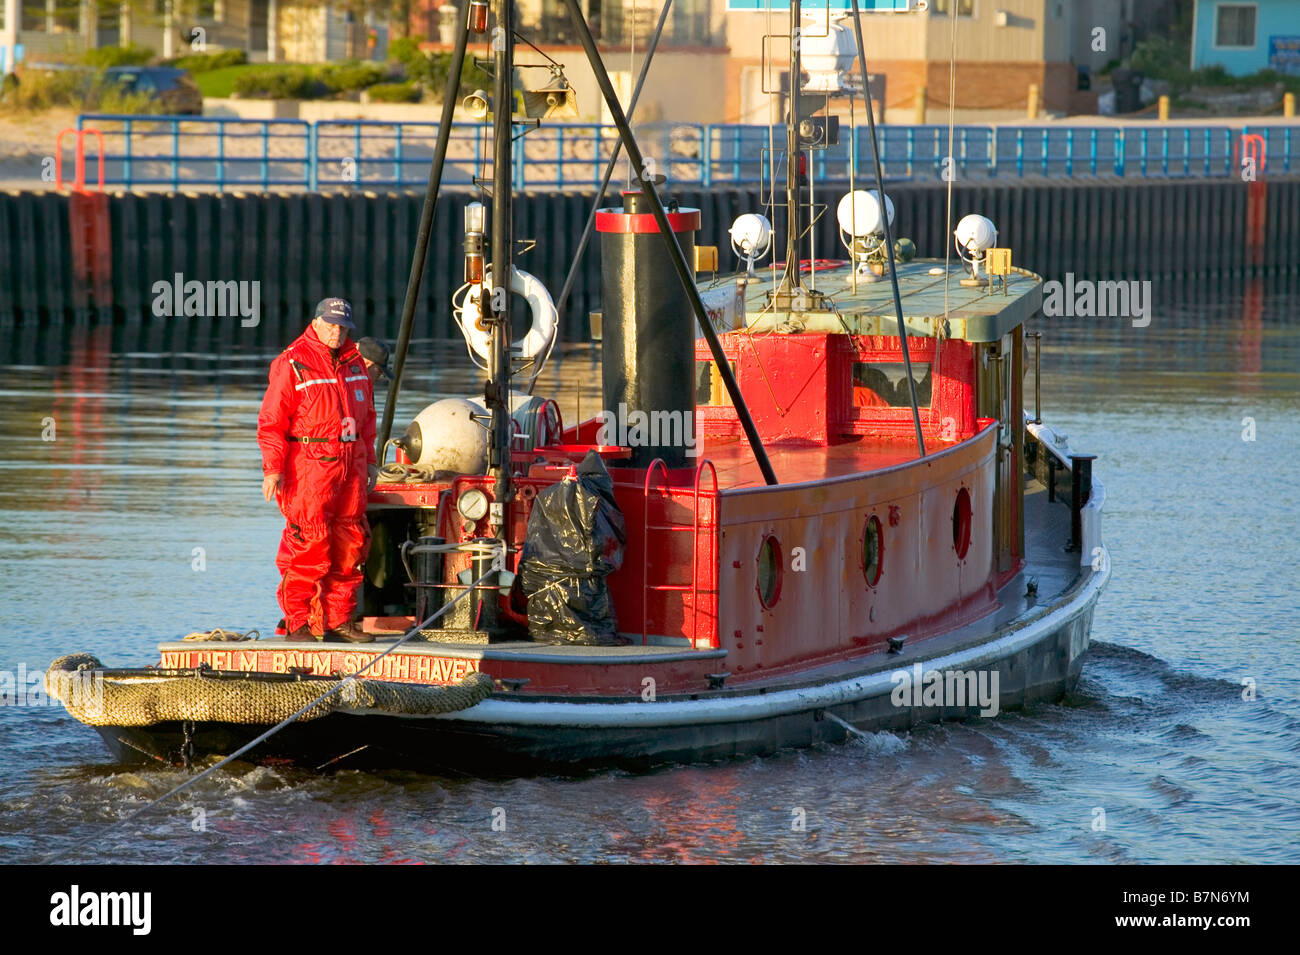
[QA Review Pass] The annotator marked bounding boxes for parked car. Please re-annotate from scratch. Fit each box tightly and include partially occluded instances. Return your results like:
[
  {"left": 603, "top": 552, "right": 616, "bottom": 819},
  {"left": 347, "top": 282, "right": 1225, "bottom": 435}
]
[{"left": 105, "top": 67, "right": 203, "bottom": 114}]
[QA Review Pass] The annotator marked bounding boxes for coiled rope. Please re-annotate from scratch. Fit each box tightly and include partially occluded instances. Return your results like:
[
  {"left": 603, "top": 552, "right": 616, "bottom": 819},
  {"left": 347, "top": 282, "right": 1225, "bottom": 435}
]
[{"left": 180, "top": 628, "right": 259, "bottom": 642}]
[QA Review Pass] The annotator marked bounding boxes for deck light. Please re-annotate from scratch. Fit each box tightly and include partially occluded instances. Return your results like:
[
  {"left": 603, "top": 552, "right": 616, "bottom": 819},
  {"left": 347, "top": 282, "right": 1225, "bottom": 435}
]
[
  {"left": 837, "top": 189, "right": 894, "bottom": 275},
  {"left": 463, "top": 89, "right": 490, "bottom": 120},
  {"left": 468, "top": 1, "right": 489, "bottom": 34},
  {"left": 729, "top": 213, "right": 772, "bottom": 276},
  {"left": 954, "top": 214, "right": 998, "bottom": 286}
]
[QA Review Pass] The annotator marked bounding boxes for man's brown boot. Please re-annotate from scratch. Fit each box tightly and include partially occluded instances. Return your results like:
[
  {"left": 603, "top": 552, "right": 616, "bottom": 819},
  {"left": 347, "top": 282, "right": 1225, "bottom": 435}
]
[
  {"left": 286, "top": 624, "right": 316, "bottom": 642},
  {"left": 326, "top": 621, "right": 374, "bottom": 644}
]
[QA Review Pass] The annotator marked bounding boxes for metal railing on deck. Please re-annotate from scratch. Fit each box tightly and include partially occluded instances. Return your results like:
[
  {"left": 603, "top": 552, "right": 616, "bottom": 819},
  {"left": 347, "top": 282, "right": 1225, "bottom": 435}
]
[{"left": 73, "top": 115, "right": 1297, "bottom": 191}]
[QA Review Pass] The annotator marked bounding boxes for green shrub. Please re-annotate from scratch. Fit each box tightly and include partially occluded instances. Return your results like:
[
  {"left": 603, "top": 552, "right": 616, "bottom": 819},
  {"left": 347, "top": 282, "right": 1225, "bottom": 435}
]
[
  {"left": 82, "top": 44, "right": 154, "bottom": 68},
  {"left": 232, "top": 67, "right": 322, "bottom": 99},
  {"left": 0, "top": 66, "right": 161, "bottom": 113},
  {"left": 1190, "top": 64, "right": 1233, "bottom": 87},
  {"left": 0, "top": 68, "right": 91, "bottom": 111},
  {"left": 1128, "top": 35, "right": 1190, "bottom": 85},
  {"left": 367, "top": 81, "right": 420, "bottom": 103},
  {"left": 417, "top": 52, "right": 492, "bottom": 99},
  {"left": 94, "top": 82, "right": 161, "bottom": 114},
  {"left": 318, "top": 60, "right": 388, "bottom": 93},
  {"left": 170, "top": 49, "right": 247, "bottom": 73},
  {"left": 388, "top": 35, "right": 488, "bottom": 97},
  {"left": 1126, "top": 32, "right": 1298, "bottom": 98},
  {"left": 387, "top": 34, "right": 426, "bottom": 68}
]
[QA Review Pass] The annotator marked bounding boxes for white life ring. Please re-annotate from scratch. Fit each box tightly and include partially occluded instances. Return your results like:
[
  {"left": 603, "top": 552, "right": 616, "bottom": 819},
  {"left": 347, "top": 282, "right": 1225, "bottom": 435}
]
[{"left": 459, "top": 265, "right": 558, "bottom": 364}]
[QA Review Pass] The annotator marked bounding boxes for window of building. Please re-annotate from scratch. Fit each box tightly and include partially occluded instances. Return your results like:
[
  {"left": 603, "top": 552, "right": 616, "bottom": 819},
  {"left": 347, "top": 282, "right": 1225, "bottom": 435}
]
[
  {"left": 1214, "top": 4, "right": 1257, "bottom": 48},
  {"left": 852, "top": 362, "right": 932, "bottom": 409},
  {"left": 933, "top": 0, "right": 975, "bottom": 16},
  {"left": 845, "top": 0, "right": 922, "bottom": 9}
]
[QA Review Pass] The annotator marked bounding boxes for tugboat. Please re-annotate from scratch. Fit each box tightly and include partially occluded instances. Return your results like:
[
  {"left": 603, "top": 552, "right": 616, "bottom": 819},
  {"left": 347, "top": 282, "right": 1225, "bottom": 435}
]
[{"left": 49, "top": 0, "right": 1108, "bottom": 774}]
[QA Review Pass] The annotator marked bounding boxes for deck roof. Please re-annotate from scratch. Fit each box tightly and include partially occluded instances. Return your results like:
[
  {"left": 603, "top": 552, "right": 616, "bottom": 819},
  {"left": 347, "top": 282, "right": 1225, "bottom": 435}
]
[{"left": 729, "top": 260, "right": 1042, "bottom": 342}]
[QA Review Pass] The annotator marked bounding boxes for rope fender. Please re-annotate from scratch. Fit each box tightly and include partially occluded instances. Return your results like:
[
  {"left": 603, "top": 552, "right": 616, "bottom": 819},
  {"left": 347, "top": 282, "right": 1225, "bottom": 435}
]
[{"left": 44, "top": 653, "right": 495, "bottom": 727}]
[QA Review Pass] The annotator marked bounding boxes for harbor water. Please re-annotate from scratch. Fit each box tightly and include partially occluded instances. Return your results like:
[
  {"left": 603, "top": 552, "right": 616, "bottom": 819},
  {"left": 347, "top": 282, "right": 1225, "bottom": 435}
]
[{"left": 0, "top": 278, "right": 1297, "bottom": 864}]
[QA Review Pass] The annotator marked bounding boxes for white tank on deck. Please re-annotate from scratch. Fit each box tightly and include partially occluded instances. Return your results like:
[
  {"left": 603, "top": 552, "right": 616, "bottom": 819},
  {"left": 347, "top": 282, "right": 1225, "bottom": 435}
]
[
  {"left": 402, "top": 392, "right": 563, "bottom": 474},
  {"left": 403, "top": 398, "right": 488, "bottom": 474}
]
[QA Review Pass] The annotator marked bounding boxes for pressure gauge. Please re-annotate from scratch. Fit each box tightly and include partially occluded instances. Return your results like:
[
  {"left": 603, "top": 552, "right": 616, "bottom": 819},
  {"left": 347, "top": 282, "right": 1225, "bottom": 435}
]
[{"left": 457, "top": 488, "right": 489, "bottom": 522}]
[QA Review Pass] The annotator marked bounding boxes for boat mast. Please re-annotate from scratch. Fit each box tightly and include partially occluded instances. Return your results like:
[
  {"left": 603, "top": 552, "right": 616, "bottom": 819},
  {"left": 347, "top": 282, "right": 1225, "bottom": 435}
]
[
  {"left": 775, "top": 0, "right": 804, "bottom": 305},
  {"left": 487, "top": 0, "right": 515, "bottom": 513}
]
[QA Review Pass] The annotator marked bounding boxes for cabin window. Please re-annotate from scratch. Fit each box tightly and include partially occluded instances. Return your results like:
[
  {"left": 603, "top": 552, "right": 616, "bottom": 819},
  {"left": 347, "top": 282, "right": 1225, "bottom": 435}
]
[
  {"left": 852, "top": 362, "right": 932, "bottom": 409},
  {"left": 757, "top": 535, "right": 783, "bottom": 609},
  {"left": 864, "top": 515, "right": 883, "bottom": 587},
  {"left": 952, "top": 487, "right": 972, "bottom": 560},
  {"left": 695, "top": 360, "right": 735, "bottom": 406}
]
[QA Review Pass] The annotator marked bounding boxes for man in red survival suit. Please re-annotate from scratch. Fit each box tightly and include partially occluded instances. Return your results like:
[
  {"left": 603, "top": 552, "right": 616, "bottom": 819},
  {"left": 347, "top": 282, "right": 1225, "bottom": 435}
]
[{"left": 258, "top": 298, "right": 378, "bottom": 643}]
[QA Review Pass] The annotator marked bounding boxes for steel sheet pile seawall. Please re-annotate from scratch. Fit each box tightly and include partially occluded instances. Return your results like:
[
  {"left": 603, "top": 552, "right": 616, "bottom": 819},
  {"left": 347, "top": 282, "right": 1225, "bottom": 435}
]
[{"left": 3, "top": 178, "right": 1297, "bottom": 329}]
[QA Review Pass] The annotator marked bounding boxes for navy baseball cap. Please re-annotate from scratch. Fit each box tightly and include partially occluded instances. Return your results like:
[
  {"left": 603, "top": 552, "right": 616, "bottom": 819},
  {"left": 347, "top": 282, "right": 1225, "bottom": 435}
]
[{"left": 314, "top": 297, "right": 355, "bottom": 329}]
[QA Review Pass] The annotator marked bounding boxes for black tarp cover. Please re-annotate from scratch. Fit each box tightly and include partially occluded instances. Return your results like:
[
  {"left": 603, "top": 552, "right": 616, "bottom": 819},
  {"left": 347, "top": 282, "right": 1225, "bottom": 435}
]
[{"left": 518, "top": 450, "right": 627, "bottom": 645}]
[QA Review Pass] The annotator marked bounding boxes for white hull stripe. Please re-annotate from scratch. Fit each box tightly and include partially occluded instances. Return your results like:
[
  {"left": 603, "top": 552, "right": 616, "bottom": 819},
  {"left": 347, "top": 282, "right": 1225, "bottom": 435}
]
[{"left": 336, "top": 551, "right": 1111, "bottom": 728}]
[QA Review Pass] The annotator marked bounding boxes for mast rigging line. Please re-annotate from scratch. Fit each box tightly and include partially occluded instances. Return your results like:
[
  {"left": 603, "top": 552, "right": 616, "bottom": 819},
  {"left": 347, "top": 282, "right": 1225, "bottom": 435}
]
[
  {"left": 847, "top": 0, "right": 926, "bottom": 458},
  {"left": 376, "top": 0, "right": 473, "bottom": 464},
  {"left": 943, "top": 0, "right": 958, "bottom": 330},
  {"left": 40, "top": 569, "right": 497, "bottom": 865},
  {"left": 537, "top": 0, "right": 676, "bottom": 397},
  {"left": 561, "top": 0, "right": 778, "bottom": 487}
]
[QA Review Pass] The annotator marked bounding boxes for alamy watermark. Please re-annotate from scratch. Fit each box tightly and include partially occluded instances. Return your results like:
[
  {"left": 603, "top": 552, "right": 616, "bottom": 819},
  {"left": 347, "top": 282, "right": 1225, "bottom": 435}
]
[
  {"left": 1042, "top": 273, "right": 1151, "bottom": 328},
  {"left": 151, "top": 272, "right": 260, "bottom": 327},
  {"left": 594, "top": 402, "right": 699, "bottom": 458},
  {"left": 890, "top": 664, "right": 1000, "bottom": 717},
  {"left": 1, "top": 664, "right": 104, "bottom": 718},
  {"left": 50, "top": 886, "right": 151, "bottom": 935}
]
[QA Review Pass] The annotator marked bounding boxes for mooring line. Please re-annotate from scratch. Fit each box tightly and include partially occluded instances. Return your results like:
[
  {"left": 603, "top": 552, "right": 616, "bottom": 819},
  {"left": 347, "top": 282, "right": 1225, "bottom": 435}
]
[{"left": 42, "top": 570, "right": 495, "bottom": 864}]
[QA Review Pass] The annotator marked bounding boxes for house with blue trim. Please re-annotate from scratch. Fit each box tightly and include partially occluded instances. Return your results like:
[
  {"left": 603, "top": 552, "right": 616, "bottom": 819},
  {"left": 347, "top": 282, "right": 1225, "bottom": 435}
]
[{"left": 1191, "top": 0, "right": 1300, "bottom": 76}]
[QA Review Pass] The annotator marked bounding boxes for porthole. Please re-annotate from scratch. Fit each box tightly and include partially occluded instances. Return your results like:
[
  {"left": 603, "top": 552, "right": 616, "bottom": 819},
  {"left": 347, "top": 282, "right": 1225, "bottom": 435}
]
[
  {"left": 952, "top": 487, "right": 972, "bottom": 559},
  {"left": 863, "top": 514, "right": 883, "bottom": 587},
  {"left": 756, "top": 535, "right": 783, "bottom": 609}
]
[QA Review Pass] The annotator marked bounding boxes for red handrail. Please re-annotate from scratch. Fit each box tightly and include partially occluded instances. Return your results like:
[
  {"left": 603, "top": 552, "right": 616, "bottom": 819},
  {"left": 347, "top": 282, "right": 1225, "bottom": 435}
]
[
  {"left": 692, "top": 460, "right": 718, "bottom": 648},
  {"left": 641, "top": 458, "right": 668, "bottom": 646},
  {"left": 640, "top": 459, "right": 720, "bottom": 649},
  {"left": 55, "top": 128, "right": 106, "bottom": 195}
]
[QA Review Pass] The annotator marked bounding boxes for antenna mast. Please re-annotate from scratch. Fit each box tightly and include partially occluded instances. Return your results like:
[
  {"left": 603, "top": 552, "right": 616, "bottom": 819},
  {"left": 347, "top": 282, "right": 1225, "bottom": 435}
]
[{"left": 774, "top": 0, "right": 804, "bottom": 306}]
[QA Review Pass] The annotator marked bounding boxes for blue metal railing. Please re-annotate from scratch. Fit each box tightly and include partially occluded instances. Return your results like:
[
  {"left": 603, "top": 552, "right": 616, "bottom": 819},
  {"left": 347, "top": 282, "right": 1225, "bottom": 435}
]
[
  {"left": 76, "top": 114, "right": 312, "bottom": 189},
  {"left": 72, "top": 115, "right": 1297, "bottom": 191}
]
